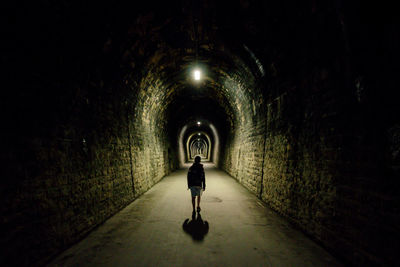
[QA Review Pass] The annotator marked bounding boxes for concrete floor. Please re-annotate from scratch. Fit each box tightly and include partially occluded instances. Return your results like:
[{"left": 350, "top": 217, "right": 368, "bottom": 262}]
[{"left": 49, "top": 164, "right": 342, "bottom": 267}]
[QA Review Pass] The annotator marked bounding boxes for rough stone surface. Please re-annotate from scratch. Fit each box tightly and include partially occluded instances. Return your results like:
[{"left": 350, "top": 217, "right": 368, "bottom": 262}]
[
  {"left": 2, "top": 85, "right": 178, "bottom": 266},
  {"left": 222, "top": 74, "right": 400, "bottom": 266}
]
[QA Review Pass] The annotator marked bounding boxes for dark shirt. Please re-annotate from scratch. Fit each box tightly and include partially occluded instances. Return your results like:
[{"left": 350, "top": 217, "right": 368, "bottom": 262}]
[{"left": 187, "top": 163, "right": 206, "bottom": 189}]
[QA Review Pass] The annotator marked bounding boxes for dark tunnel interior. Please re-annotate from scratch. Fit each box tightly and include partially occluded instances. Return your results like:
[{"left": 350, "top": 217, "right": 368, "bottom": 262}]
[{"left": 3, "top": 0, "right": 400, "bottom": 266}]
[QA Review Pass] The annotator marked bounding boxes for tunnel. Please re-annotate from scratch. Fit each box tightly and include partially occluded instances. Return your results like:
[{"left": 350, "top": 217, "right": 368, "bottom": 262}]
[{"left": 3, "top": 0, "right": 400, "bottom": 266}]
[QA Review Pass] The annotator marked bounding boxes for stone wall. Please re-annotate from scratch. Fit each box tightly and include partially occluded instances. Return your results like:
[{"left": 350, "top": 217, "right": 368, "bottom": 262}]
[
  {"left": 219, "top": 1, "right": 400, "bottom": 264},
  {"left": 2, "top": 75, "right": 178, "bottom": 266},
  {"left": 221, "top": 75, "right": 399, "bottom": 265},
  {"left": 222, "top": 124, "right": 265, "bottom": 196}
]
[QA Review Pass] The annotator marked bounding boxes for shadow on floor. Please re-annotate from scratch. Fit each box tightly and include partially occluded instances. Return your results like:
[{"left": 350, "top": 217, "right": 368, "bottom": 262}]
[{"left": 182, "top": 211, "right": 209, "bottom": 242}]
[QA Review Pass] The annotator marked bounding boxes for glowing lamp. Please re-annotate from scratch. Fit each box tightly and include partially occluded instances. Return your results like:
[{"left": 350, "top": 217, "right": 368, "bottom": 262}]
[{"left": 194, "top": 69, "right": 201, "bottom": 81}]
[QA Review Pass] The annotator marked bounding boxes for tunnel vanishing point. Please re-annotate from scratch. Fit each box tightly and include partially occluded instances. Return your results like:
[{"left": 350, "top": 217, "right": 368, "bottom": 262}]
[{"left": 3, "top": 1, "right": 400, "bottom": 266}]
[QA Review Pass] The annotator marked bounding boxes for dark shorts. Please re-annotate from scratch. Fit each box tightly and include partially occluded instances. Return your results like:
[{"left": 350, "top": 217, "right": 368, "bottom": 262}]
[{"left": 190, "top": 186, "right": 203, "bottom": 197}]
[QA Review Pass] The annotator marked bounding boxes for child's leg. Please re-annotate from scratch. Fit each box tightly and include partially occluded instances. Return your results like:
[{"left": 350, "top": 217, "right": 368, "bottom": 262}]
[
  {"left": 197, "top": 195, "right": 201, "bottom": 210},
  {"left": 192, "top": 197, "right": 196, "bottom": 211}
]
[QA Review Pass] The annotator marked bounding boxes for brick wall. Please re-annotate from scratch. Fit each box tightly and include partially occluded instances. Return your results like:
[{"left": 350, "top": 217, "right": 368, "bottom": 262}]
[
  {"left": 221, "top": 73, "right": 399, "bottom": 265},
  {"left": 2, "top": 68, "right": 178, "bottom": 266},
  {"left": 218, "top": 1, "right": 400, "bottom": 264}
]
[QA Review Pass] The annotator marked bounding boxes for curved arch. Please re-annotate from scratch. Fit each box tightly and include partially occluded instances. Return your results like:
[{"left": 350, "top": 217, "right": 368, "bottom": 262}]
[
  {"left": 189, "top": 138, "right": 208, "bottom": 159},
  {"left": 186, "top": 131, "right": 212, "bottom": 162},
  {"left": 177, "top": 119, "right": 222, "bottom": 167}
]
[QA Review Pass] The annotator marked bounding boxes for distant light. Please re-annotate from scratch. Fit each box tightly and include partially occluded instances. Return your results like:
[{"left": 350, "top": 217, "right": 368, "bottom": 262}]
[
  {"left": 194, "top": 69, "right": 201, "bottom": 81},
  {"left": 198, "top": 133, "right": 201, "bottom": 136},
  {"left": 197, "top": 121, "right": 201, "bottom": 126}
]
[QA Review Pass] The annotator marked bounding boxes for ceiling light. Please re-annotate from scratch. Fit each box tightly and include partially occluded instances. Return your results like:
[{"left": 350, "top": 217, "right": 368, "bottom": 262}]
[{"left": 194, "top": 69, "right": 201, "bottom": 81}]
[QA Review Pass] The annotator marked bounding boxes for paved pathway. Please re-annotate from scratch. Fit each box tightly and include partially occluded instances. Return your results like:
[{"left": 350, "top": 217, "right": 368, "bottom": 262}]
[{"left": 49, "top": 164, "right": 342, "bottom": 267}]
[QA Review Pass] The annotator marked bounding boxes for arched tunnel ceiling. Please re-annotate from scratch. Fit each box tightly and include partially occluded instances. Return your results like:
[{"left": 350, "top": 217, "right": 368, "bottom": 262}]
[
  {"left": 20, "top": 0, "right": 383, "bottom": 156},
  {"left": 110, "top": 1, "right": 276, "bottom": 142},
  {"left": 17, "top": 0, "right": 282, "bottom": 142},
  {"left": 125, "top": 5, "right": 265, "bottom": 143}
]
